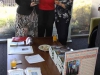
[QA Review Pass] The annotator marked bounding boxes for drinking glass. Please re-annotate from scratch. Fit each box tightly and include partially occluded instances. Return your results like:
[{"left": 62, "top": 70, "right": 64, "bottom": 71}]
[
  {"left": 53, "top": 35, "right": 57, "bottom": 42},
  {"left": 11, "top": 59, "right": 17, "bottom": 69}
]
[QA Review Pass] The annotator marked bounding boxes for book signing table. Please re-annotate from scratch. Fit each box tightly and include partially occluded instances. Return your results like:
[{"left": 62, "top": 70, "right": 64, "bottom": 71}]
[{"left": 7, "top": 37, "right": 98, "bottom": 75}]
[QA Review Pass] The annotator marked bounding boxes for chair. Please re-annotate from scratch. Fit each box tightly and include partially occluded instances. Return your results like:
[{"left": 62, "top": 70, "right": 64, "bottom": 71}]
[
  {"left": 88, "top": 17, "right": 100, "bottom": 46},
  {"left": 88, "top": 26, "right": 98, "bottom": 48}
]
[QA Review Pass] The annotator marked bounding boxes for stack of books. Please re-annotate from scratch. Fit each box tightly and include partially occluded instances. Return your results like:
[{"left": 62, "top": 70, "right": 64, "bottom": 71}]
[
  {"left": 7, "top": 37, "right": 34, "bottom": 54},
  {"left": 10, "top": 37, "right": 32, "bottom": 47}
]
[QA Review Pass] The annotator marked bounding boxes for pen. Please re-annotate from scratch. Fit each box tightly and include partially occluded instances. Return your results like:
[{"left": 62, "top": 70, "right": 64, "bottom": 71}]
[{"left": 22, "top": 48, "right": 28, "bottom": 50}]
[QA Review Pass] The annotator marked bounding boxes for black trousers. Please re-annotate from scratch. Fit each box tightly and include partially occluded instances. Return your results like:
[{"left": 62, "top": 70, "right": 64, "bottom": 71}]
[
  {"left": 38, "top": 9, "right": 55, "bottom": 37},
  {"left": 55, "top": 18, "right": 70, "bottom": 45}
]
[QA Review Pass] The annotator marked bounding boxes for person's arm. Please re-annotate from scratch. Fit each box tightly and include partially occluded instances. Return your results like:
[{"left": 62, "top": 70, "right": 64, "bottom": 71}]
[
  {"left": 15, "top": 0, "right": 20, "bottom": 5},
  {"left": 55, "top": 0, "right": 73, "bottom": 10},
  {"left": 64, "top": 1, "right": 73, "bottom": 10},
  {"left": 16, "top": 0, "right": 31, "bottom": 7}
]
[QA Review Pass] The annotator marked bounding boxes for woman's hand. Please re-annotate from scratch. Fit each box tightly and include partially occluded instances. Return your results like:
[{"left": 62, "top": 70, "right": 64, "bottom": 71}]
[
  {"left": 30, "top": 2, "right": 37, "bottom": 6},
  {"left": 55, "top": 0, "right": 66, "bottom": 9},
  {"left": 55, "top": 0, "right": 60, "bottom": 5}
]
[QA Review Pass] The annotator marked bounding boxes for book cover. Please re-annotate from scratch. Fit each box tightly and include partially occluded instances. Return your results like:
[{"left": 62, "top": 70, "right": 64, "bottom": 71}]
[
  {"left": 12, "top": 37, "right": 27, "bottom": 42},
  {"left": 63, "top": 47, "right": 98, "bottom": 75}
]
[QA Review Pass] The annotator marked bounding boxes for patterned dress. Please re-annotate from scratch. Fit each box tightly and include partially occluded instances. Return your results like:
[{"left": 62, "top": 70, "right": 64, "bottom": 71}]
[
  {"left": 15, "top": 7, "right": 38, "bottom": 37},
  {"left": 55, "top": 0, "right": 73, "bottom": 45},
  {"left": 55, "top": 0, "right": 73, "bottom": 23}
]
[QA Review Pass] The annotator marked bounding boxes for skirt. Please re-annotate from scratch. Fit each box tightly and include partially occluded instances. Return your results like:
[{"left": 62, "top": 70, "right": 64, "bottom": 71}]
[{"left": 15, "top": 10, "right": 38, "bottom": 37}]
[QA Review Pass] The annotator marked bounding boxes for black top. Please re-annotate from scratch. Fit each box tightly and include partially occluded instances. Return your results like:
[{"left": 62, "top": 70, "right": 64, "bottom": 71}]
[{"left": 15, "top": 0, "right": 33, "bottom": 15}]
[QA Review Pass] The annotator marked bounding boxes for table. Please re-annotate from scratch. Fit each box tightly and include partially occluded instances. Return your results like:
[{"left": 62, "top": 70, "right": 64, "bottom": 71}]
[{"left": 7, "top": 37, "right": 61, "bottom": 75}]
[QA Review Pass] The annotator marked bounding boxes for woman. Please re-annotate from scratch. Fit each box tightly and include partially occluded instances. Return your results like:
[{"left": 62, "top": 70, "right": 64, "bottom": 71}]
[
  {"left": 55, "top": 0, "right": 73, "bottom": 45},
  {"left": 38, "top": 0, "right": 55, "bottom": 37},
  {"left": 15, "top": 0, "right": 38, "bottom": 37}
]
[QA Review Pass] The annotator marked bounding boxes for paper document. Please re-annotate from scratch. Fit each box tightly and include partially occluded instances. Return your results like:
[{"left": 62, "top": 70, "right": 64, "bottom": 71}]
[
  {"left": 63, "top": 47, "right": 98, "bottom": 75},
  {"left": 7, "top": 39, "right": 34, "bottom": 54},
  {"left": 8, "top": 69, "right": 24, "bottom": 75},
  {"left": 10, "top": 41, "right": 24, "bottom": 46},
  {"left": 25, "top": 67, "right": 42, "bottom": 75},
  {"left": 8, "top": 46, "right": 33, "bottom": 54},
  {"left": 25, "top": 54, "right": 45, "bottom": 64}
]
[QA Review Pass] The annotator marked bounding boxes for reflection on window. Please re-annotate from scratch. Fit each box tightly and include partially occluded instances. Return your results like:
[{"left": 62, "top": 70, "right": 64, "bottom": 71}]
[
  {"left": 70, "top": 0, "right": 92, "bottom": 36},
  {"left": 0, "top": 1, "right": 16, "bottom": 39}
]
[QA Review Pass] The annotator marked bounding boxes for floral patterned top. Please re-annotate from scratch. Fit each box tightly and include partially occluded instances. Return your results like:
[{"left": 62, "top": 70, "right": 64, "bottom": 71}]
[{"left": 55, "top": 0, "right": 73, "bottom": 23}]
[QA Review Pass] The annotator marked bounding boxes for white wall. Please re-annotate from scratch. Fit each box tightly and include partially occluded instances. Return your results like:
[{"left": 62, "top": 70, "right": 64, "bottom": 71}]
[{"left": 91, "top": 0, "right": 100, "bottom": 17}]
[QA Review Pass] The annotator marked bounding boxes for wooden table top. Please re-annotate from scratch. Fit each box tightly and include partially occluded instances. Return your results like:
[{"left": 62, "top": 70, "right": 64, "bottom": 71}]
[{"left": 7, "top": 37, "right": 61, "bottom": 75}]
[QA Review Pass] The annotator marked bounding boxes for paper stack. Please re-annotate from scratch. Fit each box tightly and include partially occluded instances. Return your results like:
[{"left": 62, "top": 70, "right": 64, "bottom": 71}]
[
  {"left": 8, "top": 69, "right": 24, "bottom": 75},
  {"left": 25, "top": 54, "right": 45, "bottom": 64},
  {"left": 7, "top": 39, "right": 34, "bottom": 54},
  {"left": 10, "top": 37, "right": 32, "bottom": 47}
]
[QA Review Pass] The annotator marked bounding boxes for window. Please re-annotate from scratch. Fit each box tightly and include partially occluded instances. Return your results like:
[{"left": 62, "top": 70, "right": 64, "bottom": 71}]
[{"left": 70, "top": 0, "right": 92, "bottom": 36}]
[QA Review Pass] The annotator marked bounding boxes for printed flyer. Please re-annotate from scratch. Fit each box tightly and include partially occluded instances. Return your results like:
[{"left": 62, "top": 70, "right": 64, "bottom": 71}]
[{"left": 63, "top": 47, "right": 98, "bottom": 75}]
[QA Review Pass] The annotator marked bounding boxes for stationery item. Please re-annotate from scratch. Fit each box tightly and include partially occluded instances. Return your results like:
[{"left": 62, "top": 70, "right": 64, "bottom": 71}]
[
  {"left": 8, "top": 38, "right": 34, "bottom": 54},
  {"left": 12, "top": 37, "right": 27, "bottom": 42},
  {"left": 10, "top": 41, "right": 25, "bottom": 47},
  {"left": 8, "top": 46, "right": 33, "bottom": 54},
  {"left": 11, "top": 37, "right": 32, "bottom": 46},
  {"left": 16, "top": 60, "right": 22, "bottom": 64},
  {"left": 8, "top": 69, "right": 24, "bottom": 75},
  {"left": 25, "top": 67, "right": 42, "bottom": 75},
  {"left": 26, "top": 37, "right": 32, "bottom": 45},
  {"left": 25, "top": 54, "right": 45, "bottom": 64}
]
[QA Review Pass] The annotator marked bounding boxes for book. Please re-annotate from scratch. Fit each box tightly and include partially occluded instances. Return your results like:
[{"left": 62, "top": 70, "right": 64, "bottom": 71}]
[
  {"left": 10, "top": 41, "right": 25, "bottom": 47},
  {"left": 7, "top": 39, "right": 34, "bottom": 54},
  {"left": 12, "top": 37, "right": 27, "bottom": 42},
  {"left": 10, "top": 37, "right": 32, "bottom": 46}
]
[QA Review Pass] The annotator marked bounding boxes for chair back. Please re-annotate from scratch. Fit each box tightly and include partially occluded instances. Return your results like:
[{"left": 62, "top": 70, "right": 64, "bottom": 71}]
[{"left": 88, "top": 17, "right": 100, "bottom": 44}]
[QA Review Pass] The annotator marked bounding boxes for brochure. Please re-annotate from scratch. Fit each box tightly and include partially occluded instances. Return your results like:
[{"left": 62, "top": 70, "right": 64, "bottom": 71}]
[
  {"left": 7, "top": 39, "right": 34, "bottom": 54},
  {"left": 25, "top": 67, "right": 42, "bottom": 75},
  {"left": 25, "top": 54, "right": 45, "bottom": 64},
  {"left": 8, "top": 69, "right": 24, "bottom": 75},
  {"left": 12, "top": 37, "right": 27, "bottom": 42},
  {"left": 63, "top": 47, "right": 98, "bottom": 75},
  {"left": 11, "top": 37, "right": 32, "bottom": 46}
]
